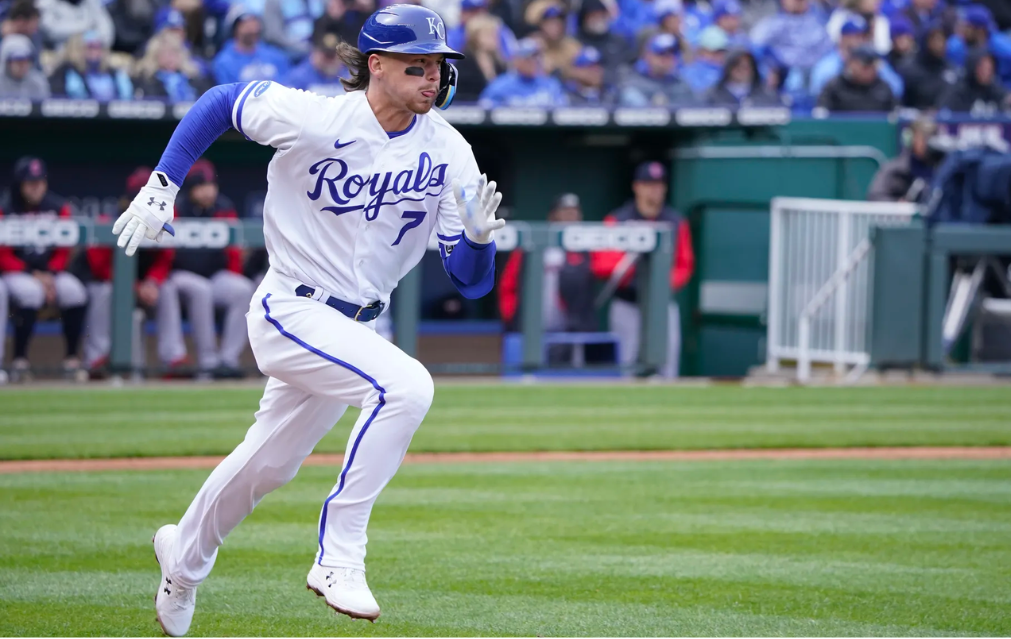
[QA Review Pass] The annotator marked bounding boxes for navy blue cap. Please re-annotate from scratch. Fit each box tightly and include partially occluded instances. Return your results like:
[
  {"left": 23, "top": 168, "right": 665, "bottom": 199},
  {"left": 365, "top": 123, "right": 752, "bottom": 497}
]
[
  {"left": 572, "top": 45, "right": 602, "bottom": 67},
  {"left": 14, "top": 156, "right": 47, "bottom": 182},
  {"left": 840, "top": 15, "right": 867, "bottom": 35},
  {"left": 634, "top": 161, "right": 667, "bottom": 182}
]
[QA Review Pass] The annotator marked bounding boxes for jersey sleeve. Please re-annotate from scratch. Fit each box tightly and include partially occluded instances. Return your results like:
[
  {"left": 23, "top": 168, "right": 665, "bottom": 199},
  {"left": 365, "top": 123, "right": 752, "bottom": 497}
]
[
  {"left": 434, "top": 145, "right": 481, "bottom": 259},
  {"left": 231, "top": 80, "right": 315, "bottom": 151}
]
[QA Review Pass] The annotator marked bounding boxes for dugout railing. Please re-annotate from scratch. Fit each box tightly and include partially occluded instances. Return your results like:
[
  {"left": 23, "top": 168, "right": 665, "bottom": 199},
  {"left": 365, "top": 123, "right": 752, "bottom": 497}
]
[{"left": 0, "top": 218, "right": 674, "bottom": 377}]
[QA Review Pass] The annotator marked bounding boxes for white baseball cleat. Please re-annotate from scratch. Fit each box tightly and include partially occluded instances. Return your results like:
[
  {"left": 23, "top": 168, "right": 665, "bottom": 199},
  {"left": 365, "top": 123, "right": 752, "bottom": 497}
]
[
  {"left": 306, "top": 564, "right": 381, "bottom": 621},
  {"left": 153, "top": 525, "right": 197, "bottom": 637}
]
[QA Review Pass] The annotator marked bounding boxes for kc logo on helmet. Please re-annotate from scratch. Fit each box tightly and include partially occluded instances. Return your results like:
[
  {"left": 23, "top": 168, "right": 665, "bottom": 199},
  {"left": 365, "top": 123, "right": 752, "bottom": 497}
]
[{"left": 426, "top": 17, "right": 445, "bottom": 38}]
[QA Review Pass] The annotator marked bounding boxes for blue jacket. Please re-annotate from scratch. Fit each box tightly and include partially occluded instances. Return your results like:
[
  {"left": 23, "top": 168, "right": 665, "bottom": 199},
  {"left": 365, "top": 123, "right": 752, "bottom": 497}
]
[
  {"left": 947, "top": 32, "right": 1011, "bottom": 86},
  {"left": 750, "top": 10, "right": 833, "bottom": 70},
  {"left": 283, "top": 59, "right": 347, "bottom": 96},
  {"left": 927, "top": 147, "right": 1011, "bottom": 225},
  {"left": 809, "top": 50, "right": 904, "bottom": 98},
  {"left": 212, "top": 40, "right": 291, "bottom": 85},
  {"left": 681, "top": 59, "right": 723, "bottom": 94},
  {"left": 478, "top": 72, "right": 568, "bottom": 108}
]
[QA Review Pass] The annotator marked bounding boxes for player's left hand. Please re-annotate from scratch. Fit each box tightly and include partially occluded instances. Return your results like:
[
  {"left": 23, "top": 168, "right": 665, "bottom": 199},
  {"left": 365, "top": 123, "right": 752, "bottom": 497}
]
[
  {"left": 112, "top": 170, "right": 178, "bottom": 256},
  {"left": 454, "top": 173, "right": 505, "bottom": 245}
]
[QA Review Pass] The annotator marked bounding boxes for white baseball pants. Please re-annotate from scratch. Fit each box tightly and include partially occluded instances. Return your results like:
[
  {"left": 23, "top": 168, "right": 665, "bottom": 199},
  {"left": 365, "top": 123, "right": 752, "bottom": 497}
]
[
  {"left": 158, "top": 270, "right": 254, "bottom": 369},
  {"left": 82, "top": 282, "right": 148, "bottom": 370},
  {"left": 2, "top": 271, "right": 87, "bottom": 309},
  {"left": 610, "top": 298, "right": 681, "bottom": 378},
  {"left": 166, "top": 268, "right": 433, "bottom": 588}
]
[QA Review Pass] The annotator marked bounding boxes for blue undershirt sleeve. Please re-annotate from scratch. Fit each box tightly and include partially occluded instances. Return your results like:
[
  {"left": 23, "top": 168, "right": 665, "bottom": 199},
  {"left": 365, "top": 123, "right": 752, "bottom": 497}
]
[
  {"left": 444, "top": 235, "right": 497, "bottom": 299},
  {"left": 154, "top": 82, "right": 249, "bottom": 187}
]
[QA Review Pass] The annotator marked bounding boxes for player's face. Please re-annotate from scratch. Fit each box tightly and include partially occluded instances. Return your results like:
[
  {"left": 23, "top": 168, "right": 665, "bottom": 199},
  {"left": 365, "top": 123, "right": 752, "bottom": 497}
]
[{"left": 378, "top": 52, "right": 444, "bottom": 114}]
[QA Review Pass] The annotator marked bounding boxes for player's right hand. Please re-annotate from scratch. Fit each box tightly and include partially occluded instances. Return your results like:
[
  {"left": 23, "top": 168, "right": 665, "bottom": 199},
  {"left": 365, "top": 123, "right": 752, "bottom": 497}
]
[{"left": 113, "top": 170, "right": 178, "bottom": 256}]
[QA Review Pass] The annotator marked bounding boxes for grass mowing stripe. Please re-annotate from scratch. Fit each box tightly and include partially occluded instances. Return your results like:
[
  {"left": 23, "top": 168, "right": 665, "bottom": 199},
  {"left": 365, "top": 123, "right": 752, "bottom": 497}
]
[
  {"left": 0, "top": 460, "right": 1008, "bottom": 636},
  {"left": 1, "top": 386, "right": 1010, "bottom": 459}
]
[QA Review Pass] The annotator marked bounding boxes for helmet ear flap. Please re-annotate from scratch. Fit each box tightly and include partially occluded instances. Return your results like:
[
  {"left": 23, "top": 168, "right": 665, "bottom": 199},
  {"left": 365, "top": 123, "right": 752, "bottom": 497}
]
[{"left": 435, "top": 59, "right": 457, "bottom": 110}]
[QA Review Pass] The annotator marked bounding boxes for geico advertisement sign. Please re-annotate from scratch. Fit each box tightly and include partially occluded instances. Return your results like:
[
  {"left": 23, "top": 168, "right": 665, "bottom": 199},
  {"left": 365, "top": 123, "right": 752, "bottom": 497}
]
[
  {"left": 0, "top": 219, "right": 80, "bottom": 246},
  {"left": 560, "top": 226, "right": 658, "bottom": 252},
  {"left": 143, "top": 221, "right": 232, "bottom": 249}
]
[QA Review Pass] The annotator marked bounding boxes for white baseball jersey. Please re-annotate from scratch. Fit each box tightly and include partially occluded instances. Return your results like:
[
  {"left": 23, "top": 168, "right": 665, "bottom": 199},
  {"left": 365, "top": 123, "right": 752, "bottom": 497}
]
[{"left": 231, "top": 79, "right": 481, "bottom": 307}]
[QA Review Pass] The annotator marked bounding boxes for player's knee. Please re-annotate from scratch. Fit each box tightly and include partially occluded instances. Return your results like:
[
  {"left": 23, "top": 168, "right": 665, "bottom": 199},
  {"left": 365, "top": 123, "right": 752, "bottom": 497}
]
[
  {"left": 11, "top": 279, "right": 45, "bottom": 309},
  {"left": 56, "top": 275, "right": 87, "bottom": 308},
  {"left": 391, "top": 360, "right": 434, "bottom": 419}
]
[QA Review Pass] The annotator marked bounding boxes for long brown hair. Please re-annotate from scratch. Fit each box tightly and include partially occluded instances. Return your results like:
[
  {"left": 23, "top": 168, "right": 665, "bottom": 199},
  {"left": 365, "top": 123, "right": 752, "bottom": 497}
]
[{"left": 336, "top": 40, "right": 370, "bottom": 91}]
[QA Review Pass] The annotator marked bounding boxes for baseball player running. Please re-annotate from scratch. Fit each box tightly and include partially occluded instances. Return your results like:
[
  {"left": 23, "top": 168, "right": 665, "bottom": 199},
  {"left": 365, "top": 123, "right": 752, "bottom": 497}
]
[{"left": 111, "top": 5, "right": 504, "bottom": 635}]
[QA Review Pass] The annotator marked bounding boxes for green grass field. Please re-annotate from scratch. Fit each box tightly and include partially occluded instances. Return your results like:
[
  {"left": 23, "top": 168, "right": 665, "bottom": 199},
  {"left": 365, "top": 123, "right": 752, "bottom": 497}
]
[
  {"left": 0, "top": 384, "right": 1010, "bottom": 636},
  {"left": 1, "top": 385, "right": 1010, "bottom": 459}
]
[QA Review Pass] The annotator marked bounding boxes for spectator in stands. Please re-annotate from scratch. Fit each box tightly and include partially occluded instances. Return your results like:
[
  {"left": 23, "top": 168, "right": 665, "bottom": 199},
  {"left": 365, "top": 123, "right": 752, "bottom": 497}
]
[
  {"left": 827, "top": 0, "right": 891, "bottom": 54},
  {"left": 0, "top": 157, "right": 87, "bottom": 383},
  {"left": 314, "top": 0, "right": 372, "bottom": 49},
  {"left": 618, "top": 33, "right": 695, "bottom": 106},
  {"left": 655, "top": 0, "right": 694, "bottom": 58},
  {"left": 575, "top": 0, "right": 633, "bottom": 83},
  {"left": 75, "top": 168, "right": 176, "bottom": 379},
  {"left": 809, "top": 16, "right": 903, "bottom": 100},
  {"left": 447, "top": 0, "right": 516, "bottom": 61},
  {"left": 0, "top": 32, "right": 47, "bottom": 97},
  {"left": 898, "top": 19, "right": 956, "bottom": 108},
  {"left": 750, "top": 0, "right": 833, "bottom": 74},
  {"left": 683, "top": 0, "right": 716, "bottom": 47},
  {"left": 712, "top": 0, "right": 749, "bottom": 49},
  {"left": 283, "top": 30, "right": 347, "bottom": 96},
  {"left": 947, "top": 5, "right": 1011, "bottom": 86},
  {"left": 36, "top": 0, "right": 113, "bottom": 49},
  {"left": 529, "top": 3, "right": 580, "bottom": 77},
  {"left": 1, "top": 1, "right": 43, "bottom": 68},
  {"left": 706, "top": 48, "right": 784, "bottom": 106},
  {"left": 478, "top": 37, "right": 567, "bottom": 107},
  {"left": 591, "top": 161, "right": 694, "bottom": 378},
  {"left": 212, "top": 6, "right": 289, "bottom": 85},
  {"left": 867, "top": 114, "right": 942, "bottom": 202},
  {"left": 682, "top": 25, "right": 729, "bottom": 94},
  {"left": 49, "top": 30, "right": 132, "bottom": 100},
  {"left": 939, "top": 48, "right": 1010, "bottom": 115},
  {"left": 499, "top": 193, "right": 601, "bottom": 365},
  {"left": 817, "top": 44, "right": 897, "bottom": 111},
  {"left": 107, "top": 0, "right": 157, "bottom": 54},
  {"left": 900, "top": 0, "right": 951, "bottom": 37},
  {"left": 261, "top": 0, "right": 324, "bottom": 61},
  {"left": 887, "top": 15, "right": 915, "bottom": 68},
  {"left": 135, "top": 30, "right": 206, "bottom": 102},
  {"left": 612, "top": 0, "right": 663, "bottom": 44},
  {"left": 160, "top": 159, "right": 253, "bottom": 379},
  {"left": 452, "top": 13, "right": 508, "bottom": 102},
  {"left": 563, "top": 45, "right": 616, "bottom": 104}
]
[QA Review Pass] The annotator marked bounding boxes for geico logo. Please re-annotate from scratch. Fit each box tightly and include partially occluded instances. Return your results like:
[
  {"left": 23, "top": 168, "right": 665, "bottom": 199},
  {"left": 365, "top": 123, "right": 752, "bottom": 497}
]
[
  {"left": 561, "top": 226, "right": 657, "bottom": 252},
  {"left": 0, "top": 219, "right": 80, "bottom": 246},
  {"left": 155, "top": 221, "right": 231, "bottom": 248}
]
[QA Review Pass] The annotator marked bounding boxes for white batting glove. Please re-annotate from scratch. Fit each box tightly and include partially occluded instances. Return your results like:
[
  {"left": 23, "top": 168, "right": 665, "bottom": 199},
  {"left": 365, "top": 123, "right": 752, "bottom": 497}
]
[
  {"left": 112, "top": 170, "right": 178, "bottom": 256},
  {"left": 453, "top": 173, "right": 505, "bottom": 245}
]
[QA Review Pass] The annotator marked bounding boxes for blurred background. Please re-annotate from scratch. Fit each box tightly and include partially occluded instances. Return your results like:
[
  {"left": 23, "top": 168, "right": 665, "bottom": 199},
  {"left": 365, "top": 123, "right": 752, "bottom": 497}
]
[{"left": 1, "top": 0, "right": 1010, "bottom": 384}]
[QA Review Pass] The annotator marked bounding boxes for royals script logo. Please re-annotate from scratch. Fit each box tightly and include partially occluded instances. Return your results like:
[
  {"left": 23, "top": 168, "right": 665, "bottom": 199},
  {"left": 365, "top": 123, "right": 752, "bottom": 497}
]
[{"left": 307, "top": 152, "right": 448, "bottom": 220}]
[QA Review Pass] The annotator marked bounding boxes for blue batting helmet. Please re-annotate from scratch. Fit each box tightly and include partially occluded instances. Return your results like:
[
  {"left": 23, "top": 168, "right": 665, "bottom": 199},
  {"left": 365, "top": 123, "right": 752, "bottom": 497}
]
[{"left": 358, "top": 4, "right": 464, "bottom": 59}]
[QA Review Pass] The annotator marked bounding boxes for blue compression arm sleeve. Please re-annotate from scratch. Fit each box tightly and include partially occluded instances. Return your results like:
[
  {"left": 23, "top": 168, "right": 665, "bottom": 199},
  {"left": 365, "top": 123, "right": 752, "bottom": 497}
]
[
  {"left": 444, "top": 235, "right": 496, "bottom": 299},
  {"left": 154, "top": 82, "right": 248, "bottom": 186}
]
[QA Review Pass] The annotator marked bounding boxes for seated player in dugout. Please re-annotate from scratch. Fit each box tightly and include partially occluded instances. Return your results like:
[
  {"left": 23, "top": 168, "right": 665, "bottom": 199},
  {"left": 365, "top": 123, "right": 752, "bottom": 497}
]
[
  {"left": 591, "top": 161, "right": 695, "bottom": 378},
  {"left": 73, "top": 167, "right": 176, "bottom": 379},
  {"left": 159, "top": 159, "right": 254, "bottom": 379},
  {"left": 498, "top": 193, "right": 610, "bottom": 365},
  {"left": 0, "top": 157, "right": 88, "bottom": 383}
]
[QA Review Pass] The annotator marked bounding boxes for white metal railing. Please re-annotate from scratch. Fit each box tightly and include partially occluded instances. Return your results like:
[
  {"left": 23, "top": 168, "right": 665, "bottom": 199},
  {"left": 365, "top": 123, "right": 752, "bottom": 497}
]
[{"left": 766, "top": 197, "right": 919, "bottom": 383}]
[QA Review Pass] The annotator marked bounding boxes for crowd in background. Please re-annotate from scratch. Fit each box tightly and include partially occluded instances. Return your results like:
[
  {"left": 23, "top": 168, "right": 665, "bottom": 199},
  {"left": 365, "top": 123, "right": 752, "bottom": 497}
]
[{"left": 2, "top": 0, "right": 1011, "bottom": 113}]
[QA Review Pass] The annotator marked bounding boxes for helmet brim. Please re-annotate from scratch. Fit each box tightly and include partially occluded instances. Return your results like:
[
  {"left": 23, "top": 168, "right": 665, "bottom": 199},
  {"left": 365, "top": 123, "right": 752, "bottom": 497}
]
[{"left": 364, "top": 41, "right": 465, "bottom": 59}]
